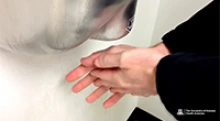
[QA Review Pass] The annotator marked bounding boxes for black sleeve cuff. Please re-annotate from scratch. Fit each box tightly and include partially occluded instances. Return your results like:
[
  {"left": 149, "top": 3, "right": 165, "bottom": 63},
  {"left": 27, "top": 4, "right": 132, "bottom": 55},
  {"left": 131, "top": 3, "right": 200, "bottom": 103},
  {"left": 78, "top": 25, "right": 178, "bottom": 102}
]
[{"left": 161, "top": 1, "right": 219, "bottom": 56}]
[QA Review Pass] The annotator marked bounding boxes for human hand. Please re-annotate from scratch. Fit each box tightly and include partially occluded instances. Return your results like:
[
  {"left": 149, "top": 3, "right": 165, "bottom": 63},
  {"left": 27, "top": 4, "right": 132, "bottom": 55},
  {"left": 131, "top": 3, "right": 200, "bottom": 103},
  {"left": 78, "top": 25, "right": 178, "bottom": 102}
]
[
  {"left": 66, "top": 43, "right": 170, "bottom": 108},
  {"left": 66, "top": 45, "right": 136, "bottom": 108}
]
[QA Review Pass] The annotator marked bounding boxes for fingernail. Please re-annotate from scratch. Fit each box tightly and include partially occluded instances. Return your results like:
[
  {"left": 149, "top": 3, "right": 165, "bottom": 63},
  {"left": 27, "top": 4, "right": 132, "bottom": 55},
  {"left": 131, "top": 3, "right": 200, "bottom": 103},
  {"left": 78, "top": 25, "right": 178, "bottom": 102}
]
[
  {"left": 65, "top": 76, "right": 71, "bottom": 82},
  {"left": 86, "top": 97, "right": 93, "bottom": 103},
  {"left": 72, "top": 86, "right": 80, "bottom": 93},
  {"left": 104, "top": 104, "right": 111, "bottom": 109}
]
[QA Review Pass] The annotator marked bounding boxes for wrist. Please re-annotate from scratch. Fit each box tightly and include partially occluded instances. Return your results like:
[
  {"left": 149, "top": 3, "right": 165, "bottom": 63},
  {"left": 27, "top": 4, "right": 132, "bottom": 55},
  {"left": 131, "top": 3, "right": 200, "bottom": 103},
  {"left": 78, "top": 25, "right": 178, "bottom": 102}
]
[
  {"left": 150, "top": 43, "right": 171, "bottom": 95},
  {"left": 152, "top": 42, "right": 171, "bottom": 57}
]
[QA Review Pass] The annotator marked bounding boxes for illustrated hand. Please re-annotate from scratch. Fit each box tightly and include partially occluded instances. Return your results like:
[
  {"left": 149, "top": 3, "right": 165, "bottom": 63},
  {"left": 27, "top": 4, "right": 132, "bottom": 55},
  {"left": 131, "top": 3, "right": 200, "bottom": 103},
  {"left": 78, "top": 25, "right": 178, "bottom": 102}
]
[{"left": 66, "top": 43, "right": 170, "bottom": 108}]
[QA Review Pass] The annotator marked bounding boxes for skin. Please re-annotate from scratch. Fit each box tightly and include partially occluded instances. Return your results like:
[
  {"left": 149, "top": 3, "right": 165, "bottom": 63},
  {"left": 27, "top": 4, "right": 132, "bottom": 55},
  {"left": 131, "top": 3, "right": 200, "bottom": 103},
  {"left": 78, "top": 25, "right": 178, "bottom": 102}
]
[{"left": 66, "top": 42, "right": 171, "bottom": 108}]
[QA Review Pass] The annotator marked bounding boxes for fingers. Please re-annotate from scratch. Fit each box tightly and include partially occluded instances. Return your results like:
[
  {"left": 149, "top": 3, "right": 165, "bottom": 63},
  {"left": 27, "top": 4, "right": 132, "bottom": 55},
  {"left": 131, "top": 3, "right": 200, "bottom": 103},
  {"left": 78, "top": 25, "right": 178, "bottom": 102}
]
[
  {"left": 86, "top": 86, "right": 125, "bottom": 109},
  {"left": 90, "top": 69, "right": 120, "bottom": 87},
  {"left": 103, "top": 93, "right": 125, "bottom": 108},
  {"left": 93, "top": 79, "right": 113, "bottom": 87},
  {"left": 90, "top": 69, "right": 115, "bottom": 81},
  {"left": 80, "top": 45, "right": 121, "bottom": 67},
  {"left": 66, "top": 65, "right": 92, "bottom": 82},
  {"left": 86, "top": 86, "right": 109, "bottom": 103},
  {"left": 81, "top": 44, "right": 133, "bottom": 68},
  {"left": 72, "top": 74, "right": 97, "bottom": 93},
  {"left": 109, "top": 88, "right": 130, "bottom": 94},
  {"left": 68, "top": 45, "right": 136, "bottom": 109},
  {"left": 81, "top": 50, "right": 105, "bottom": 67},
  {"left": 94, "top": 53, "right": 122, "bottom": 68},
  {"left": 93, "top": 79, "right": 102, "bottom": 87}
]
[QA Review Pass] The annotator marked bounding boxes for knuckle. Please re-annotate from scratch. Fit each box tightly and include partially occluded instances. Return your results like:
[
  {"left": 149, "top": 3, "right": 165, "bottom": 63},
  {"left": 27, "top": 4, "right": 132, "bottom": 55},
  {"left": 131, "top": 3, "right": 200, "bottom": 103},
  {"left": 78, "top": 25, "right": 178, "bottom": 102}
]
[
  {"left": 100, "top": 55, "right": 107, "bottom": 65},
  {"left": 93, "top": 80, "right": 101, "bottom": 87},
  {"left": 110, "top": 88, "right": 115, "bottom": 93},
  {"left": 90, "top": 71, "right": 96, "bottom": 77},
  {"left": 112, "top": 71, "right": 128, "bottom": 88},
  {"left": 120, "top": 52, "right": 127, "bottom": 66},
  {"left": 116, "top": 79, "right": 126, "bottom": 88},
  {"left": 120, "top": 51, "right": 127, "bottom": 59},
  {"left": 110, "top": 45, "right": 116, "bottom": 48},
  {"left": 107, "top": 45, "right": 116, "bottom": 53},
  {"left": 130, "top": 93, "right": 136, "bottom": 96},
  {"left": 108, "top": 45, "right": 115, "bottom": 50},
  {"left": 118, "top": 44, "right": 133, "bottom": 49},
  {"left": 118, "top": 44, "right": 126, "bottom": 47},
  {"left": 92, "top": 51, "right": 99, "bottom": 55},
  {"left": 93, "top": 82, "right": 99, "bottom": 87}
]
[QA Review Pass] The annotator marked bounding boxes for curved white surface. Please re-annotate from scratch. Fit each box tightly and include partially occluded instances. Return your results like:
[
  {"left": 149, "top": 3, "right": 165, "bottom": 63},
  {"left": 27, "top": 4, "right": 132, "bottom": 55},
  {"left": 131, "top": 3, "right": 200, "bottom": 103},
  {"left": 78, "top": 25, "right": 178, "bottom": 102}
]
[
  {"left": 0, "top": 0, "right": 160, "bottom": 121},
  {"left": 0, "top": 0, "right": 134, "bottom": 55}
]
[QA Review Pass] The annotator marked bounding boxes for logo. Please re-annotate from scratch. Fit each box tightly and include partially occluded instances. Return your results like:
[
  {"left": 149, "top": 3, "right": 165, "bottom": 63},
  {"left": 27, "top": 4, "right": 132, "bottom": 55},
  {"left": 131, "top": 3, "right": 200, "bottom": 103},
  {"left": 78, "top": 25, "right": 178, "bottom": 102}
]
[
  {"left": 177, "top": 109, "right": 216, "bottom": 116},
  {"left": 177, "top": 109, "right": 184, "bottom": 116}
]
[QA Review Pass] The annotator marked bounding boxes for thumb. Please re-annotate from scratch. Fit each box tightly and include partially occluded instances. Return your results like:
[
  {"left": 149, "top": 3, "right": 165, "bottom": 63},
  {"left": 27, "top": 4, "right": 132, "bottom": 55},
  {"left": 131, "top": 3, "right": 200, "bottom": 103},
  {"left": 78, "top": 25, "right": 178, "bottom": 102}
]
[{"left": 94, "top": 53, "right": 122, "bottom": 68}]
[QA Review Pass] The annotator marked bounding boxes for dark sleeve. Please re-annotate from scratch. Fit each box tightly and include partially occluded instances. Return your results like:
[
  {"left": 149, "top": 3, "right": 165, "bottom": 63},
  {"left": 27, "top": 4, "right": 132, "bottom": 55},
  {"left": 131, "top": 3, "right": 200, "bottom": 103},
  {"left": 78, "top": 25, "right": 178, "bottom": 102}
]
[
  {"left": 156, "top": 53, "right": 219, "bottom": 121},
  {"left": 162, "top": 0, "right": 219, "bottom": 56}
]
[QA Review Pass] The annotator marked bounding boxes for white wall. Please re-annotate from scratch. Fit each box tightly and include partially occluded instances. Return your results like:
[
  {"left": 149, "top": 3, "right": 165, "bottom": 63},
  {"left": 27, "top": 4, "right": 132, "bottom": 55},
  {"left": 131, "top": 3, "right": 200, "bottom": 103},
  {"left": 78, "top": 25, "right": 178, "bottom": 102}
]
[
  {"left": 0, "top": 0, "right": 159, "bottom": 121},
  {"left": 138, "top": 0, "right": 212, "bottom": 121}
]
